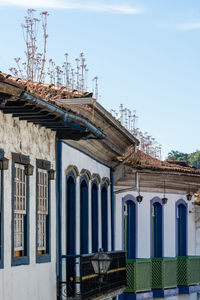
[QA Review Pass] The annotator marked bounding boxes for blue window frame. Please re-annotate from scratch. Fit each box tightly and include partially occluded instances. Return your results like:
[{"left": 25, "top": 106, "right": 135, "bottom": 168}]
[
  {"left": 80, "top": 177, "right": 89, "bottom": 254},
  {"left": 11, "top": 153, "right": 30, "bottom": 266},
  {"left": 176, "top": 199, "right": 187, "bottom": 256},
  {"left": 0, "top": 149, "right": 4, "bottom": 268},
  {"left": 92, "top": 181, "right": 98, "bottom": 253},
  {"left": 151, "top": 197, "right": 163, "bottom": 258},
  {"left": 36, "top": 159, "right": 51, "bottom": 263},
  {"left": 101, "top": 184, "right": 108, "bottom": 251}
]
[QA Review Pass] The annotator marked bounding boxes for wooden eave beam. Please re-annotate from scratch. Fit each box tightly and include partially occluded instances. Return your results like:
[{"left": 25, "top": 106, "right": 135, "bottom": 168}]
[{"left": 0, "top": 82, "right": 22, "bottom": 97}]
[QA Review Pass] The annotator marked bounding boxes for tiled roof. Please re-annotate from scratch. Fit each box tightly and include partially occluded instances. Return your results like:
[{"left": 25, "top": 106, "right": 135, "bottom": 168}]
[
  {"left": 126, "top": 150, "right": 200, "bottom": 175},
  {"left": 0, "top": 72, "right": 92, "bottom": 100}
]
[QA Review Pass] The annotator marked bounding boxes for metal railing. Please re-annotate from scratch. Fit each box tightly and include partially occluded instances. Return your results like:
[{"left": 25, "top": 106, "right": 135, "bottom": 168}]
[
  {"left": 126, "top": 258, "right": 152, "bottom": 293},
  {"left": 152, "top": 257, "right": 177, "bottom": 289},
  {"left": 177, "top": 256, "right": 200, "bottom": 286},
  {"left": 58, "top": 251, "right": 126, "bottom": 299}
]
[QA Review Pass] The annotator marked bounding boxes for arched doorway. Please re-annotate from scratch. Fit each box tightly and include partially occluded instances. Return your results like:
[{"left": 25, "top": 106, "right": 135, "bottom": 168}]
[
  {"left": 101, "top": 185, "right": 108, "bottom": 251},
  {"left": 92, "top": 182, "right": 98, "bottom": 253},
  {"left": 125, "top": 200, "right": 136, "bottom": 259},
  {"left": 177, "top": 201, "right": 187, "bottom": 256},
  {"left": 80, "top": 178, "right": 88, "bottom": 254},
  {"left": 152, "top": 201, "right": 163, "bottom": 257},
  {"left": 66, "top": 174, "right": 76, "bottom": 296}
]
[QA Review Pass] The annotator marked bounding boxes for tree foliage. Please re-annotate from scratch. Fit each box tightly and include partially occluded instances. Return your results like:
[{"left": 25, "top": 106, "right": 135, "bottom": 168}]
[{"left": 167, "top": 150, "right": 200, "bottom": 169}]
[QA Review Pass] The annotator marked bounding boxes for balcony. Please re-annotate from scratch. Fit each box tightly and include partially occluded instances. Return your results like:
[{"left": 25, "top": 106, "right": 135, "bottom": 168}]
[
  {"left": 126, "top": 256, "right": 200, "bottom": 298},
  {"left": 152, "top": 257, "right": 177, "bottom": 290},
  {"left": 58, "top": 251, "right": 126, "bottom": 299},
  {"left": 126, "top": 258, "right": 152, "bottom": 293},
  {"left": 177, "top": 256, "right": 200, "bottom": 293}
]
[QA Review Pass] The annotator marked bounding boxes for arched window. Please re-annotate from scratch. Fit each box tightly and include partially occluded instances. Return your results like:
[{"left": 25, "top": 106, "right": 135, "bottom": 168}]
[
  {"left": 66, "top": 173, "right": 76, "bottom": 297},
  {"left": 101, "top": 185, "right": 108, "bottom": 251},
  {"left": 125, "top": 200, "right": 137, "bottom": 259},
  {"left": 92, "top": 181, "right": 98, "bottom": 253},
  {"left": 151, "top": 198, "right": 163, "bottom": 258},
  {"left": 66, "top": 175, "right": 76, "bottom": 255},
  {"left": 80, "top": 178, "right": 89, "bottom": 254},
  {"left": 176, "top": 200, "right": 187, "bottom": 256},
  {"left": 122, "top": 195, "right": 137, "bottom": 259}
]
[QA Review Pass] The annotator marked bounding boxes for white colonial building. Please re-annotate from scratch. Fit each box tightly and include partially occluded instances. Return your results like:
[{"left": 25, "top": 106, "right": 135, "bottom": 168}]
[{"left": 115, "top": 150, "right": 200, "bottom": 300}]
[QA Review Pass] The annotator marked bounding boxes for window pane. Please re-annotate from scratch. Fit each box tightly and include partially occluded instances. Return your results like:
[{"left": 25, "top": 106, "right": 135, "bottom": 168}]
[
  {"left": 14, "top": 164, "right": 26, "bottom": 252},
  {"left": 37, "top": 169, "right": 48, "bottom": 253}
]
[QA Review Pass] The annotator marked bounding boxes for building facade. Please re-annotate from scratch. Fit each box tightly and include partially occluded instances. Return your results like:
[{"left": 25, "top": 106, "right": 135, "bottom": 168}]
[{"left": 115, "top": 151, "right": 200, "bottom": 299}]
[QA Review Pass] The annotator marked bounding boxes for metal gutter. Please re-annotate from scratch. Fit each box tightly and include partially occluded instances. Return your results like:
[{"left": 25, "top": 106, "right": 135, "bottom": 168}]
[
  {"left": 54, "top": 97, "right": 139, "bottom": 146},
  {"left": 20, "top": 91, "right": 106, "bottom": 140}
]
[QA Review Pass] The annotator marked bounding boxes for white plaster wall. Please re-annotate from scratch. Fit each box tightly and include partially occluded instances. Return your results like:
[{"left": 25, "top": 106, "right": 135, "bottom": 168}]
[
  {"left": 0, "top": 111, "right": 57, "bottom": 300},
  {"left": 61, "top": 142, "right": 111, "bottom": 256},
  {"left": 115, "top": 190, "right": 195, "bottom": 258}
]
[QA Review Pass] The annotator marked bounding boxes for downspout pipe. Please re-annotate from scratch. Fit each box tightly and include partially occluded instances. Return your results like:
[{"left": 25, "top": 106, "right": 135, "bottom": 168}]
[
  {"left": 20, "top": 91, "right": 106, "bottom": 139},
  {"left": 56, "top": 140, "right": 63, "bottom": 300},
  {"left": 110, "top": 168, "right": 115, "bottom": 251}
]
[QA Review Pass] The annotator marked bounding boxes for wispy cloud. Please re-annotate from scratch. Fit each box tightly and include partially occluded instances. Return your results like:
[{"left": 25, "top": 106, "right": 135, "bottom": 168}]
[
  {"left": 175, "top": 22, "right": 200, "bottom": 31},
  {"left": 160, "top": 22, "right": 200, "bottom": 32},
  {"left": 0, "top": 0, "right": 143, "bottom": 14}
]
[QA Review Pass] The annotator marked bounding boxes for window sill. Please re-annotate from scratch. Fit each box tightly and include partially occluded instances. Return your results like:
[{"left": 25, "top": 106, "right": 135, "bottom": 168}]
[
  {"left": 12, "top": 255, "right": 29, "bottom": 266},
  {"left": 36, "top": 253, "right": 51, "bottom": 263}
]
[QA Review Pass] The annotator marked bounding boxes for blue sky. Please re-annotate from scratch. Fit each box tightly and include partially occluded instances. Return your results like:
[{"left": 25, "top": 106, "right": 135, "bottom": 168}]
[{"left": 0, "top": 0, "right": 200, "bottom": 158}]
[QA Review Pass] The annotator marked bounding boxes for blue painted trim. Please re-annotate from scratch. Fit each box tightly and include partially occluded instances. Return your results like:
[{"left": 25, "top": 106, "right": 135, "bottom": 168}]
[
  {"left": 11, "top": 160, "right": 30, "bottom": 266},
  {"left": 0, "top": 149, "right": 4, "bottom": 158},
  {"left": 179, "top": 285, "right": 200, "bottom": 294},
  {"left": 152, "top": 288, "right": 179, "bottom": 298},
  {"left": 61, "top": 140, "right": 110, "bottom": 168},
  {"left": 175, "top": 199, "right": 188, "bottom": 256},
  {"left": 36, "top": 166, "right": 51, "bottom": 263},
  {"left": 122, "top": 195, "right": 138, "bottom": 258},
  {"left": 57, "top": 140, "right": 63, "bottom": 288},
  {"left": 0, "top": 170, "right": 4, "bottom": 269},
  {"left": 110, "top": 168, "right": 115, "bottom": 251},
  {"left": 150, "top": 197, "right": 164, "bottom": 258},
  {"left": 120, "top": 292, "right": 153, "bottom": 300}
]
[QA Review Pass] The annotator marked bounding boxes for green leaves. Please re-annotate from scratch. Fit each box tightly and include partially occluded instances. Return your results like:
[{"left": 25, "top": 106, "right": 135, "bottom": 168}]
[{"left": 167, "top": 150, "right": 200, "bottom": 169}]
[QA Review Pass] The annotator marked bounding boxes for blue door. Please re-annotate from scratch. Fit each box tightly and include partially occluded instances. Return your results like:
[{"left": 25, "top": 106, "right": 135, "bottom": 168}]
[
  {"left": 126, "top": 200, "right": 136, "bottom": 259},
  {"left": 101, "top": 186, "right": 108, "bottom": 251},
  {"left": 80, "top": 179, "right": 88, "bottom": 254},
  {"left": 92, "top": 183, "right": 98, "bottom": 253},
  {"left": 152, "top": 202, "right": 163, "bottom": 257},
  {"left": 177, "top": 204, "right": 187, "bottom": 256},
  {"left": 66, "top": 175, "right": 76, "bottom": 296}
]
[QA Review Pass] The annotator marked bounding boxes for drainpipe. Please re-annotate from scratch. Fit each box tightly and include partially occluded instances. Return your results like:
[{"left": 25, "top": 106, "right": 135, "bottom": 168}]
[
  {"left": 110, "top": 168, "right": 115, "bottom": 251},
  {"left": 20, "top": 91, "right": 106, "bottom": 140},
  {"left": 56, "top": 140, "right": 62, "bottom": 300}
]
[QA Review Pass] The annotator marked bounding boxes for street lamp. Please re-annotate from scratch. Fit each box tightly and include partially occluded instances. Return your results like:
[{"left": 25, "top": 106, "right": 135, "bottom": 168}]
[
  {"left": 136, "top": 178, "right": 143, "bottom": 203},
  {"left": 91, "top": 249, "right": 111, "bottom": 282},
  {"left": 186, "top": 193, "right": 192, "bottom": 201},
  {"left": 25, "top": 164, "right": 34, "bottom": 176},
  {"left": 0, "top": 157, "right": 9, "bottom": 170},
  {"left": 162, "top": 181, "right": 168, "bottom": 205},
  {"left": 48, "top": 168, "right": 55, "bottom": 180},
  {"left": 186, "top": 185, "right": 192, "bottom": 201}
]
